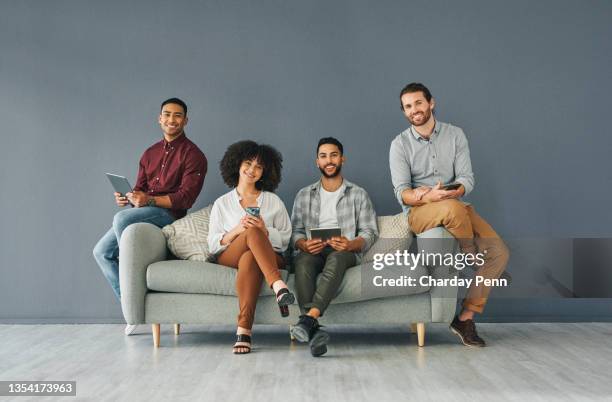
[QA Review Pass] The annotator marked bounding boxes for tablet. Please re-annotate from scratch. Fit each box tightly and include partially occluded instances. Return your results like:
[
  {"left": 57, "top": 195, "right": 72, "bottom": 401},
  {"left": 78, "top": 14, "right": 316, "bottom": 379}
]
[
  {"left": 105, "top": 173, "right": 133, "bottom": 196},
  {"left": 307, "top": 227, "right": 341, "bottom": 241}
]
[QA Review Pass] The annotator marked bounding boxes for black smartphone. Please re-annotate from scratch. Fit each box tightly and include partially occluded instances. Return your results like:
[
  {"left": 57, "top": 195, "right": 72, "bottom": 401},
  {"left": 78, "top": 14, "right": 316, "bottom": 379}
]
[{"left": 441, "top": 183, "right": 462, "bottom": 191}]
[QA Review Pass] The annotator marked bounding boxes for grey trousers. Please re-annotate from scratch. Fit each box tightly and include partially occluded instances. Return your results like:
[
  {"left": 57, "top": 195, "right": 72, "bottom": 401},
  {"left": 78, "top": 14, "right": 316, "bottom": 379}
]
[{"left": 293, "top": 247, "right": 357, "bottom": 315}]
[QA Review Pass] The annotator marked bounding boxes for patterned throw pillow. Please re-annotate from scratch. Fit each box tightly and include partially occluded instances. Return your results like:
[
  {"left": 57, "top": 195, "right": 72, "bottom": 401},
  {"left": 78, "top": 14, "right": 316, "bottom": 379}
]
[
  {"left": 162, "top": 205, "right": 212, "bottom": 261},
  {"left": 362, "top": 212, "right": 414, "bottom": 264}
]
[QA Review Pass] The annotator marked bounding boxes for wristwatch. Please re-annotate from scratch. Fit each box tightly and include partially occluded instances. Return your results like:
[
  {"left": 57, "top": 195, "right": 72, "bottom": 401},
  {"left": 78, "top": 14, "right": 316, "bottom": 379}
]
[{"left": 147, "top": 197, "right": 156, "bottom": 207}]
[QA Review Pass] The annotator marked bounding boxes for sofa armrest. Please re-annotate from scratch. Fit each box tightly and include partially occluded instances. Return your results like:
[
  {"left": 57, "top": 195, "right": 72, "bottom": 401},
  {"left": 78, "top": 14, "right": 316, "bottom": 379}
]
[
  {"left": 119, "top": 223, "right": 168, "bottom": 324},
  {"left": 416, "top": 227, "right": 460, "bottom": 322},
  {"left": 416, "top": 226, "right": 458, "bottom": 258}
]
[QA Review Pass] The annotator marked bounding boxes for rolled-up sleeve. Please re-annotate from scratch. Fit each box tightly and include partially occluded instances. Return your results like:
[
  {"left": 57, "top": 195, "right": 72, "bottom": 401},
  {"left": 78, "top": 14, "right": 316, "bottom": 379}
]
[
  {"left": 356, "top": 191, "right": 379, "bottom": 253},
  {"left": 268, "top": 200, "right": 292, "bottom": 253},
  {"left": 453, "top": 129, "right": 475, "bottom": 196},
  {"left": 167, "top": 149, "right": 207, "bottom": 210},
  {"left": 290, "top": 189, "right": 308, "bottom": 247},
  {"left": 389, "top": 138, "right": 412, "bottom": 206},
  {"left": 207, "top": 201, "right": 227, "bottom": 255}
]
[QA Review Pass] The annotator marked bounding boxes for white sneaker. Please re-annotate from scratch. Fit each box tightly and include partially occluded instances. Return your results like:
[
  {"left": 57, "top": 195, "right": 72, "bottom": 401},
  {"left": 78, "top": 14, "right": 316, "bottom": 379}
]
[{"left": 124, "top": 324, "right": 139, "bottom": 336}]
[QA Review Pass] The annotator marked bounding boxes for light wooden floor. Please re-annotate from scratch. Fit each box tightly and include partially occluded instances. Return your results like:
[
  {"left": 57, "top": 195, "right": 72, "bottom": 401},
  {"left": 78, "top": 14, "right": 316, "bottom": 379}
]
[{"left": 1, "top": 323, "right": 611, "bottom": 402}]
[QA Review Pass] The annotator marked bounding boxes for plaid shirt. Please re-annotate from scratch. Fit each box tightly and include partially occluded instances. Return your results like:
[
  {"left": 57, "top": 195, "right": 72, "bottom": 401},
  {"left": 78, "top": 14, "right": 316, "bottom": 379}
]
[{"left": 290, "top": 179, "right": 378, "bottom": 260}]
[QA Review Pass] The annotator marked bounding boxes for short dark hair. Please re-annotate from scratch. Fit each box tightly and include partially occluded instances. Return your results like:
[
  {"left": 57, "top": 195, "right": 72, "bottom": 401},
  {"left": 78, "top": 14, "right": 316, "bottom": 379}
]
[
  {"left": 399, "top": 83, "right": 432, "bottom": 110},
  {"left": 160, "top": 98, "right": 188, "bottom": 115},
  {"left": 220, "top": 140, "right": 283, "bottom": 191},
  {"left": 317, "top": 137, "right": 344, "bottom": 155}
]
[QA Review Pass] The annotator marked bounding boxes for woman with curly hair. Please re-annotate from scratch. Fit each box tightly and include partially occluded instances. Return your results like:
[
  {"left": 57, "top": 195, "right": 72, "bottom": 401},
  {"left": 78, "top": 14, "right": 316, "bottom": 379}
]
[{"left": 208, "top": 140, "right": 294, "bottom": 354}]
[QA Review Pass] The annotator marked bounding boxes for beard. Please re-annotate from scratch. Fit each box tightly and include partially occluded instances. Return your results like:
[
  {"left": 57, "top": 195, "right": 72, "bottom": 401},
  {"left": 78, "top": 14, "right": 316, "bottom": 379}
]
[
  {"left": 408, "top": 109, "right": 433, "bottom": 127},
  {"left": 319, "top": 163, "right": 342, "bottom": 178}
]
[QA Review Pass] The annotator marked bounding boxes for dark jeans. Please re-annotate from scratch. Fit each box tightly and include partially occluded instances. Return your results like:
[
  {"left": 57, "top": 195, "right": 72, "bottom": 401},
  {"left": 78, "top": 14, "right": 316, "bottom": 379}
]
[{"left": 293, "top": 247, "right": 356, "bottom": 315}]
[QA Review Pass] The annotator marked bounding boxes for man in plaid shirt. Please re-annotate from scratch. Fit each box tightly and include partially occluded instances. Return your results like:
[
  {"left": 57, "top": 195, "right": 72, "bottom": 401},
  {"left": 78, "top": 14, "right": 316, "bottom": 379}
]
[{"left": 290, "top": 137, "right": 378, "bottom": 356}]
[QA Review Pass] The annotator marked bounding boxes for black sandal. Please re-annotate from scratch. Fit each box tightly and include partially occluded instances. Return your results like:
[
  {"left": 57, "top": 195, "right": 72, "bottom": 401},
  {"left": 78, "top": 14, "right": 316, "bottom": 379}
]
[
  {"left": 275, "top": 288, "right": 295, "bottom": 317},
  {"left": 233, "top": 334, "right": 252, "bottom": 354}
]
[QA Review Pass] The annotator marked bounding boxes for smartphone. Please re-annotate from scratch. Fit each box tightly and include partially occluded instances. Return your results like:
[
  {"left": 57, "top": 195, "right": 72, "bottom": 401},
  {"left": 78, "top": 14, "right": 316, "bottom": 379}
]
[
  {"left": 441, "top": 183, "right": 462, "bottom": 191},
  {"left": 245, "top": 207, "right": 260, "bottom": 217}
]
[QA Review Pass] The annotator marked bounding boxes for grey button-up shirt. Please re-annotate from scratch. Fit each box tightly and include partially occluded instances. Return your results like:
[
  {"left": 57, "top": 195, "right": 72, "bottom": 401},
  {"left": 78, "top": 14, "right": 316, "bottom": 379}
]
[
  {"left": 290, "top": 179, "right": 378, "bottom": 262},
  {"left": 389, "top": 120, "right": 475, "bottom": 212}
]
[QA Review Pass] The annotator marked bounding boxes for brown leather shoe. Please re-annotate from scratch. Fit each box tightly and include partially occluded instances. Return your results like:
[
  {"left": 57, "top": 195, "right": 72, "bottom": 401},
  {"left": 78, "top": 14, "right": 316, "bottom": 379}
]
[{"left": 450, "top": 316, "right": 486, "bottom": 347}]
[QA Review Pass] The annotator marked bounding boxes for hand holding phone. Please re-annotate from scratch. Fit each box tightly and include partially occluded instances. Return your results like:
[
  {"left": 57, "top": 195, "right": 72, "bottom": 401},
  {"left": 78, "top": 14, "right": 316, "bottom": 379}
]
[
  {"left": 242, "top": 207, "right": 267, "bottom": 234},
  {"left": 440, "top": 183, "right": 462, "bottom": 191}
]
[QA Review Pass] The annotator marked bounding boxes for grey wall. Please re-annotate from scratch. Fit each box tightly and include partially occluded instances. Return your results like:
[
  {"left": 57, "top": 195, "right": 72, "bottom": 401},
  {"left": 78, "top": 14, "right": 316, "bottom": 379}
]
[{"left": 1, "top": 0, "right": 611, "bottom": 322}]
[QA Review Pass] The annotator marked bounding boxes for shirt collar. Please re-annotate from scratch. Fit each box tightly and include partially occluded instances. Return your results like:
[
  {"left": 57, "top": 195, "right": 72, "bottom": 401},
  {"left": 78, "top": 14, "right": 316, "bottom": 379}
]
[
  {"left": 309, "top": 178, "right": 352, "bottom": 196},
  {"left": 233, "top": 188, "right": 263, "bottom": 204},
  {"left": 162, "top": 132, "right": 187, "bottom": 148},
  {"left": 409, "top": 120, "right": 440, "bottom": 142}
]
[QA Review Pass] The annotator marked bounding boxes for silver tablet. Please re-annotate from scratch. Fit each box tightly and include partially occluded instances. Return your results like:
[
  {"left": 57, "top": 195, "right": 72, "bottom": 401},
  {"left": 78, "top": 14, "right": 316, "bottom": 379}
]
[{"left": 105, "top": 173, "right": 133, "bottom": 196}]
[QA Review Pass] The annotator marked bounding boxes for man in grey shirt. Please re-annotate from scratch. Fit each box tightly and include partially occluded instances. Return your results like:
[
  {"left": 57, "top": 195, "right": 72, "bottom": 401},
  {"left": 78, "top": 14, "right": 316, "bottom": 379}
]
[{"left": 389, "top": 82, "right": 509, "bottom": 347}]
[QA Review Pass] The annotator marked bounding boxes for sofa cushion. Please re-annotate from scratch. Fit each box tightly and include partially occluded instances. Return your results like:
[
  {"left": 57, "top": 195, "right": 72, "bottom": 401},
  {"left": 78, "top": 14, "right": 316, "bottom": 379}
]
[
  {"left": 146, "top": 260, "right": 290, "bottom": 296},
  {"left": 161, "top": 205, "right": 212, "bottom": 261},
  {"left": 363, "top": 212, "right": 413, "bottom": 263},
  {"left": 309, "top": 261, "right": 430, "bottom": 304},
  {"left": 151, "top": 212, "right": 429, "bottom": 301},
  {"left": 146, "top": 259, "right": 429, "bottom": 301}
]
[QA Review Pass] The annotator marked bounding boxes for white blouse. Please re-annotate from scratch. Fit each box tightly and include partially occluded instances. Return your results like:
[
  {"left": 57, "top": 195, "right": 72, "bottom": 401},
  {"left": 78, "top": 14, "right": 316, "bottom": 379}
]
[{"left": 207, "top": 189, "right": 292, "bottom": 256}]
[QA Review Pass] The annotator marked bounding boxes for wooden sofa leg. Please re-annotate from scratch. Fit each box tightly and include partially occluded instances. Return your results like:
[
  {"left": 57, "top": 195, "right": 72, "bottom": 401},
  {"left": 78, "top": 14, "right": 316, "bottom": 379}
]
[
  {"left": 174, "top": 324, "right": 180, "bottom": 335},
  {"left": 410, "top": 323, "right": 418, "bottom": 333},
  {"left": 152, "top": 324, "right": 160, "bottom": 347},
  {"left": 416, "top": 323, "right": 425, "bottom": 347}
]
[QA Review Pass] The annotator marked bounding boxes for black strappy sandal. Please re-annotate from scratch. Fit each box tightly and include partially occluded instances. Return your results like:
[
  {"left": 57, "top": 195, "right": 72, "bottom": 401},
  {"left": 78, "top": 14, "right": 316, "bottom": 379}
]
[
  {"left": 233, "top": 334, "right": 252, "bottom": 354},
  {"left": 275, "top": 288, "right": 295, "bottom": 317}
]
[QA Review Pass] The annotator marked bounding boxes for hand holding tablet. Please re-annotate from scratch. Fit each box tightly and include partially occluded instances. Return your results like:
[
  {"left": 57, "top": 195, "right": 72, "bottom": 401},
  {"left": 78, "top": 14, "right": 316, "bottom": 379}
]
[{"left": 106, "top": 173, "right": 133, "bottom": 207}]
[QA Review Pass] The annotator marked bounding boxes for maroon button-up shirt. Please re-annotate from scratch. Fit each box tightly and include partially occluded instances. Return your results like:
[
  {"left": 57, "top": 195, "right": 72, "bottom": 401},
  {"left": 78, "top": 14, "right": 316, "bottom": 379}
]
[{"left": 133, "top": 133, "right": 207, "bottom": 218}]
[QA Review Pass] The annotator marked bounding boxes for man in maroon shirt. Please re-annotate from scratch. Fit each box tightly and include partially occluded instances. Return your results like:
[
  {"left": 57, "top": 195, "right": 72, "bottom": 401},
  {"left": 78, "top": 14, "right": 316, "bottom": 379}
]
[{"left": 93, "top": 98, "right": 207, "bottom": 335}]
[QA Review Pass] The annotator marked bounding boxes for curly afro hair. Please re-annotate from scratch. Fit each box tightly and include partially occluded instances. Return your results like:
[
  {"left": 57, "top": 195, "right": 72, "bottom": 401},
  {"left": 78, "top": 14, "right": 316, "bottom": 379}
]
[{"left": 219, "top": 140, "right": 283, "bottom": 191}]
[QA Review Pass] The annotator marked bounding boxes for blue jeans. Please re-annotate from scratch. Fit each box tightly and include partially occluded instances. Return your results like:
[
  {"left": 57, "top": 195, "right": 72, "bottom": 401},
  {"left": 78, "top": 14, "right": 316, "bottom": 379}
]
[{"left": 93, "top": 207, "right": 175, "bottom": 300}]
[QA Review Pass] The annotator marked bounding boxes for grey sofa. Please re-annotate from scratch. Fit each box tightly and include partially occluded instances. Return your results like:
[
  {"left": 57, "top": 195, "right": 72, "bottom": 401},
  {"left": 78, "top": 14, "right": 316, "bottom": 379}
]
[{"left": 119, "top": 220, "right": 459, "bottom": 348}]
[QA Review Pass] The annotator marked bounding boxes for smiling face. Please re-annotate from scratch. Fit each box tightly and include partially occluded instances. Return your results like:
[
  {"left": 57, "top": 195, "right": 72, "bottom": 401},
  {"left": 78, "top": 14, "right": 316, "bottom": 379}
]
[
  {"left": 239, "top": 158, "right": 264, "bottom": 186},
  {"left": 401, "top": 91, "right": 435, "bottom": 127},
  {"left": 316, "top": 143, "right": 345, "bottom": 178},
  {"left": 158, "top": 103, "right": 188, "bottom": 139}
]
